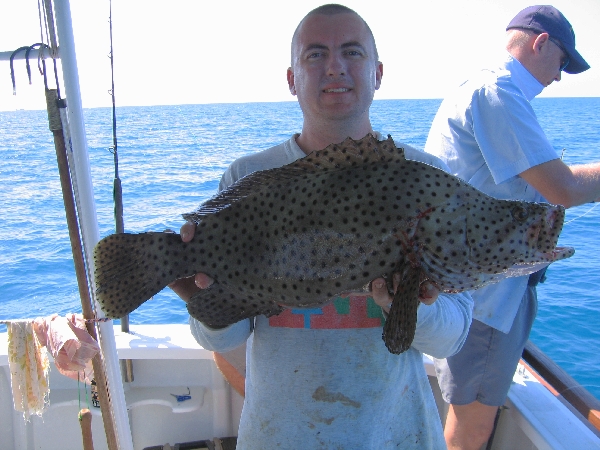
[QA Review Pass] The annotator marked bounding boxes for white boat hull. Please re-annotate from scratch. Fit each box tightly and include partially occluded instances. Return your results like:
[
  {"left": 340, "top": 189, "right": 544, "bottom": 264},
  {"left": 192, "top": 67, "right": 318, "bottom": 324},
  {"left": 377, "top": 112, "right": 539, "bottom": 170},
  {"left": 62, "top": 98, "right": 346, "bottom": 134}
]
[{"left": 1, "top": 324, "right": 598, "bottom": 450}]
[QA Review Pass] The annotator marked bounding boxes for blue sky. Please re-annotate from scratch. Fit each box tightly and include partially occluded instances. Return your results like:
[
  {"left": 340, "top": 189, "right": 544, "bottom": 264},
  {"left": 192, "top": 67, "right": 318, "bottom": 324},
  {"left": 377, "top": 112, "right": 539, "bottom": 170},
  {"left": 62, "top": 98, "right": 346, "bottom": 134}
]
[{"left": 1, "top": 0, "right": 599, "bottom": 111}]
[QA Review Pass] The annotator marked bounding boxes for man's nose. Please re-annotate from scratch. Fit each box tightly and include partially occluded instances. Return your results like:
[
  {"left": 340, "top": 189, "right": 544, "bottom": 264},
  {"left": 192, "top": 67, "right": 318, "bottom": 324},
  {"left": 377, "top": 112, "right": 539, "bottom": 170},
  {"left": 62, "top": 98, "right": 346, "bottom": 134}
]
[
  {"left": 555, "top": 71, "right": 562, "bottom": 82},
  {"left": 327, "top": 54, "right": 346, "bottom": 76}
]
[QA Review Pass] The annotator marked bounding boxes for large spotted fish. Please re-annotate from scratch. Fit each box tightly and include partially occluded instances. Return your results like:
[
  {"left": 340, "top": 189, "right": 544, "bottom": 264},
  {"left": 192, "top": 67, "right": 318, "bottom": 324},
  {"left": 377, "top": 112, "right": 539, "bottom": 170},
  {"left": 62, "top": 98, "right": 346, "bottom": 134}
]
[{"left": 94, "top": 135, "right": 573, "bottom": 354}]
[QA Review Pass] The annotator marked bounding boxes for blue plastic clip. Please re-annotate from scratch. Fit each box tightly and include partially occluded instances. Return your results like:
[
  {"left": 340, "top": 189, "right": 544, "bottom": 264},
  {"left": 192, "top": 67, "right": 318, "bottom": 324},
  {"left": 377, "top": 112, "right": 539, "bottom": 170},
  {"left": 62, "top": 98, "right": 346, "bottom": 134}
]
[{"left": 170, "top": 387, "right": 191, "bottom": 402}]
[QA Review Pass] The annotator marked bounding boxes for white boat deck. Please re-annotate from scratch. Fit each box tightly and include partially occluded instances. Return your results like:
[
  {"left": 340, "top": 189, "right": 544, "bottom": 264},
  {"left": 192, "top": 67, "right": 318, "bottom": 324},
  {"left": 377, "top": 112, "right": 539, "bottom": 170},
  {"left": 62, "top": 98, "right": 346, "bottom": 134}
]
[{"left": 1, "top": 324, "right": 599, "bottom": 449}]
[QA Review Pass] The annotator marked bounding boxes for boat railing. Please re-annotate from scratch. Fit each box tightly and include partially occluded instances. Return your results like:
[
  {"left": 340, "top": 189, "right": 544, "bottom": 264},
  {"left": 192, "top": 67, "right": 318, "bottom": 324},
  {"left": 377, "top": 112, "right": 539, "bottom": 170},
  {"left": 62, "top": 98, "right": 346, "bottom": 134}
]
[{"left": 522, "top": 340, "right": 600, "bottom": 435}]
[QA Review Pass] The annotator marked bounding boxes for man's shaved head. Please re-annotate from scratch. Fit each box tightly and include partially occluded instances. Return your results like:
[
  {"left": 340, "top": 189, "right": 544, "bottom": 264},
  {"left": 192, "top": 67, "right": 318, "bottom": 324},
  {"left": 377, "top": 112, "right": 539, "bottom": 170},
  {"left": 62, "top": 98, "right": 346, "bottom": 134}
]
[{"left": 291, "top": 4, "right": 379, "bottom": 64}]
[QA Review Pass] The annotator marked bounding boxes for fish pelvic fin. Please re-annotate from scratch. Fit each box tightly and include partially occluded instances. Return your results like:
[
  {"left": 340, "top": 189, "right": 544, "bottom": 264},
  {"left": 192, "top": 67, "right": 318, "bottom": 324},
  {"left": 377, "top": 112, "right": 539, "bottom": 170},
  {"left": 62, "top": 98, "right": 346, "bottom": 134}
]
[
  {"left": 187, "top": 282, "right": 283, "bottom": 328},
  {"left": 93, "top": 232, "right": 193, "bottom": 318},
  {"left": 383, "top": 266, "right": 420, "bottom": 354}
]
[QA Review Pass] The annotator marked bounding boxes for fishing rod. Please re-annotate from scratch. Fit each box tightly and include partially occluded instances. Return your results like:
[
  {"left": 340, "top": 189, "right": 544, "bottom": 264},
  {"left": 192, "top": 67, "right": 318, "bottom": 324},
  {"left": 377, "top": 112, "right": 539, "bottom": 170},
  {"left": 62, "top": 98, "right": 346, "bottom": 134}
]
[
  {"left": 108, "top": 0, "right": 123, "bottom": 237},
  {"left": 107, "top": 0, "right": 134, "bottom": 384}
]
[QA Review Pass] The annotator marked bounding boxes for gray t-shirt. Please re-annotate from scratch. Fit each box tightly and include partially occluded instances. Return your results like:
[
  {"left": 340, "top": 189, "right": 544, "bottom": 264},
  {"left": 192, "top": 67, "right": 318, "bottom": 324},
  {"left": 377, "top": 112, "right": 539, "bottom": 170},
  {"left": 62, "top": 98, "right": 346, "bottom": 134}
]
[{"left": 191, "top": 133, "right": 473, "bottom": 449}]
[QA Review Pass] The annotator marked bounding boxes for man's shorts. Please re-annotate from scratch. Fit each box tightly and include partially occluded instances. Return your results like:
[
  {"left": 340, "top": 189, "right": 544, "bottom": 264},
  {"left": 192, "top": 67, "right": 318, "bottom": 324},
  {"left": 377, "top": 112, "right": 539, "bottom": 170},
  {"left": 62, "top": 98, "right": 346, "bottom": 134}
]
[{"left": 433, "top": 285, "right": 537, "bottom": 407}]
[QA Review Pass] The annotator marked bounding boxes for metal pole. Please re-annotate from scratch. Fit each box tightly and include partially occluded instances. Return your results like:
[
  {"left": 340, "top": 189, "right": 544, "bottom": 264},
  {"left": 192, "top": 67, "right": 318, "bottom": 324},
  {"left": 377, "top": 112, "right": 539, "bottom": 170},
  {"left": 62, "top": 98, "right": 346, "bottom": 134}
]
[
  {"left": 52, "top": 0, "right": 133, "bottom": 448},
  {"left": 47, "top": 89, "right": 118, "bottom": 450}
]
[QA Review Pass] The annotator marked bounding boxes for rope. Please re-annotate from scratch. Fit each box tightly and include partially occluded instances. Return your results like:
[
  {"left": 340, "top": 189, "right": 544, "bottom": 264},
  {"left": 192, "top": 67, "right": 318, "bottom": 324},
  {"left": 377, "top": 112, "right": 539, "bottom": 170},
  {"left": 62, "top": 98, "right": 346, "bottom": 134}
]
[
  {"left": 41, "top": 0, "right": 59, "bottom": 58},
  {"left": 0, "top": 318, "right": 112, "bottom": 326}
]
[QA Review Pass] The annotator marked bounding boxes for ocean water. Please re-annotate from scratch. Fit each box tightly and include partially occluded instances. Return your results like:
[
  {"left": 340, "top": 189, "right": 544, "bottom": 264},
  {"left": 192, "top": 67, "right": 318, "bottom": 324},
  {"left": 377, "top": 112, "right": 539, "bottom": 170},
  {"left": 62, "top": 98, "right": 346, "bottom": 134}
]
[{"left": 0, "top": 98, "right": 598, "bottom": 399}]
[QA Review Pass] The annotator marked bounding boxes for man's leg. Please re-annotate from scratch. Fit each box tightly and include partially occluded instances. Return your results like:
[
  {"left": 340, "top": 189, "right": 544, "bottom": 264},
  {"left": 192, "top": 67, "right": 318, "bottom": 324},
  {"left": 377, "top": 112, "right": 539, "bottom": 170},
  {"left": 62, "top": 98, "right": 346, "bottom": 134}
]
[
  {"left": 444, "top": 401, "right": 498, "bottom": 450},
  {"left": 435, "top": 286, "right": 538, "bottom": 450},
  {"left": 214, "top": 352, "right": 245, "bottom": 397},
  {"left": 213, "top": 345, "right": 247, "bottom": 397}
]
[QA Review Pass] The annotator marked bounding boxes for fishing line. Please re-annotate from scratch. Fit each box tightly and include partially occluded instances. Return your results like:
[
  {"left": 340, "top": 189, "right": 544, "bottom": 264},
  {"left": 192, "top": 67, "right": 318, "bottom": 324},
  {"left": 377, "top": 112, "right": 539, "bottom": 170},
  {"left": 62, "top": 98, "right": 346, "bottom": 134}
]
[
  {"left": 108, "top": 0, "right": 124, "bottom": 237},
  {"left": 107, "top": 0, "right": 134, "bottom": 383},
  {"left": 77, "top": 371, "right": 91, "bottom": 411},
  {"left": 563, "top": 202, "right": 600, "bottom": 226},
  {"left": 558, "top": 147, "right": 600, "bottom": 226},
  {"left": 41, "top": 0, "right": 59, "bottom": 55}
]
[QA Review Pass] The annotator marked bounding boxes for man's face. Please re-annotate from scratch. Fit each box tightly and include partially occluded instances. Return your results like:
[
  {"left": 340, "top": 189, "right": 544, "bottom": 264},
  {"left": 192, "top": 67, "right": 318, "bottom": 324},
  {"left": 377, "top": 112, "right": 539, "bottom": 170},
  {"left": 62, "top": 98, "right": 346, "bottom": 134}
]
[
  {"left": 287, "top": 12, "right": 382, "bottom": 123},
  {"left": 531, "top": 34, "right": 568, "bottom": 87}
]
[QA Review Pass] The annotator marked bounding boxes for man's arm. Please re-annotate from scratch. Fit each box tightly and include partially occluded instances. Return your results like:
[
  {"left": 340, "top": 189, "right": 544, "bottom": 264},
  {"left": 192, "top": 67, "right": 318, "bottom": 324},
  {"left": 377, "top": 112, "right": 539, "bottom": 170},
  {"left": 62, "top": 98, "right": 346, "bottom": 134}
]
[
  {"left": 168, "top": 221, "right": 215, "bottom": 302},
  {"left": 520, "top": 158, "right": 600, "bottom": 207},
  {"left": 213, "top": 351, "right": 245, "bottom": 397},
  {"left": 169, "top": 222, "right": 254, "bottom": 354},
  {"left": 469, "top": 83, "right": 600, "bottom": 206},
  {"left": 411, "top": 291, "right": 473, "bottom": 358},
  {"left": 371, "top": 273, "right": 473, "bottom": 358}
]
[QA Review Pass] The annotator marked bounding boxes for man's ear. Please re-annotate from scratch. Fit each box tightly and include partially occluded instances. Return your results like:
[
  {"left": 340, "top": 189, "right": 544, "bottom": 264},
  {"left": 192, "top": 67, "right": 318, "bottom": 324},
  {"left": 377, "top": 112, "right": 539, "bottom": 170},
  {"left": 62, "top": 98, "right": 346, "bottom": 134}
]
[
  {"left": 287, "top": 67, "right": 296, "bottom": 95},
  {"left": 532, "top": 32, "right": 550, "bottom": 55},
  {"left": 375, "top": 61, "right": 383, "bottom": 90}
]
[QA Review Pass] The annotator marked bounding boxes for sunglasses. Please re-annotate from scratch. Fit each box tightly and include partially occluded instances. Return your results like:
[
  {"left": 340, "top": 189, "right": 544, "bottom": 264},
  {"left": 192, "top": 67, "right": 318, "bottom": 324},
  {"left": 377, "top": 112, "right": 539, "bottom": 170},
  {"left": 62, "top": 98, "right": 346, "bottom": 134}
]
[{"left": 548, "top": 36, "right": 570, "bottom": 72}]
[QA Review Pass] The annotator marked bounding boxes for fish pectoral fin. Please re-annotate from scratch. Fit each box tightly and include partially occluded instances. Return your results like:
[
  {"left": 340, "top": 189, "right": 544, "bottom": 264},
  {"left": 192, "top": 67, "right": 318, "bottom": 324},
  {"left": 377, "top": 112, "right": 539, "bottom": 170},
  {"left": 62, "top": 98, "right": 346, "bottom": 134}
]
[
  {"left": 382, "top": 266, "right": 421, "bottom": 354},
  {"left": 187, "top": 283, "right": 283, "bottom": 328}
]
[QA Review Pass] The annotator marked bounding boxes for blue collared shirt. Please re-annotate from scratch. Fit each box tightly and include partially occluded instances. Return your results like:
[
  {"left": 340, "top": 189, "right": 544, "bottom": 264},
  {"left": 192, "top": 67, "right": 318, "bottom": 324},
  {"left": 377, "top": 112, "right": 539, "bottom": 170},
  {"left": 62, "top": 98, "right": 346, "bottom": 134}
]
[{"left": 425, "top": 53, "right": 559, "bottom": 332}]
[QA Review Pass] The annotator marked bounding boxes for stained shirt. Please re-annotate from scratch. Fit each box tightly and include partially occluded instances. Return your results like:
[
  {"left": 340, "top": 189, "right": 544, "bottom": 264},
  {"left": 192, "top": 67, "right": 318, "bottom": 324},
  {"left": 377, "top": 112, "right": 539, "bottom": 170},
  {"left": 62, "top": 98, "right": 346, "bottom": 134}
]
[
  {"left": 424, "top": 53, "right": 559, "bottom": 333},
  {"left": 190, "top": 133, "right": 473, "bottom": 449}
]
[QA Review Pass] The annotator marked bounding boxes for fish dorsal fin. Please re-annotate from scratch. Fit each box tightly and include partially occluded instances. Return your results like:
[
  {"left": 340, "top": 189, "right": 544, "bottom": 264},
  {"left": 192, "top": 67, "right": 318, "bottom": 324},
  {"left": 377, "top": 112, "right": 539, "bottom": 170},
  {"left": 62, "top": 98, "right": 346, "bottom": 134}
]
[
  {"left": 291, "top": 134, "right": 404, "bottom": 171},
  {"left": 184, "top": 134, "right": 404, "bottom": 221}
]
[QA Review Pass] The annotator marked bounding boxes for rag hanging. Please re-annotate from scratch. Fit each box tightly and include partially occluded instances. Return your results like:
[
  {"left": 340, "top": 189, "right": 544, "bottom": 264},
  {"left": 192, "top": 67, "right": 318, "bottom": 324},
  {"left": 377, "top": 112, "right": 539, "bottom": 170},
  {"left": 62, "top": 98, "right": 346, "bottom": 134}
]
[
  {"left": 7, "top": 314, "right": 101, "bottom": 419},
  {"left": 7, "top": 320, "right": 50, "bottom": 419},
  {"left": 35, "top": 313, "right": 100, "bottom": 382}
]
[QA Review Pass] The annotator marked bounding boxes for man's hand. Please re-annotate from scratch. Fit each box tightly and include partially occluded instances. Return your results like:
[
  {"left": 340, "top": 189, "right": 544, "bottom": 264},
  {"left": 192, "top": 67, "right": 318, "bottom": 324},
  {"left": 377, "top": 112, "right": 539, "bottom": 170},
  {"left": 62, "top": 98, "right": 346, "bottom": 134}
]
[
  {"left": 168, "top": 221, "right": 214, "bottom": 302},
  {"left": 370, "top": 274, "right": 439, "bottom": 313}
]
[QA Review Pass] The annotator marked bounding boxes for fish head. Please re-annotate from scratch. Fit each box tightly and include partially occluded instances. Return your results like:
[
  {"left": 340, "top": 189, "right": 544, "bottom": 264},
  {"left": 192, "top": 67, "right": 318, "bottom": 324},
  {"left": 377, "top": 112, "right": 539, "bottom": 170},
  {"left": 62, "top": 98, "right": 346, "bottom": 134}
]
[
  {"left": 417, "top": 182, "right": 574, "bottom": 292},
  {"left": 466, "top": 198, "right": 573, "bottom": 270}
]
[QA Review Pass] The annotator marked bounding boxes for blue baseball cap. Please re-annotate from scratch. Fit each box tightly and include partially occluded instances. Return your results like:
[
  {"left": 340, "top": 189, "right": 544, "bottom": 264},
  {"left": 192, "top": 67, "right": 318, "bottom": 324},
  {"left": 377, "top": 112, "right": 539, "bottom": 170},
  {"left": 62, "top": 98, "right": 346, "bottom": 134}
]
[{"left": 506, "top": 5, "right": 590, "bottom": 74}]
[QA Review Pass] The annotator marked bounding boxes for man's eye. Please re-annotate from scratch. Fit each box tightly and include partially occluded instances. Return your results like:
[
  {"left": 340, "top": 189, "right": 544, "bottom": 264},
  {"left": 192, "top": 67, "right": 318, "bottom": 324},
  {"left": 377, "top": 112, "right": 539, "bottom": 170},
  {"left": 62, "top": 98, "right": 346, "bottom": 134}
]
[{"left": 308, "top": 52, "right": 323, "bottom": 59}]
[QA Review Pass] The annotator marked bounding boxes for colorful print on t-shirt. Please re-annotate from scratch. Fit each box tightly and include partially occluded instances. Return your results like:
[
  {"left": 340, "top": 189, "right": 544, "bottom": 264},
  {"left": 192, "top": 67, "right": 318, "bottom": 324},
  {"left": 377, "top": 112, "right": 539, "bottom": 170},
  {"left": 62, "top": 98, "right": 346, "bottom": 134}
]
[{"left": 269, "top": 295, "right": 385, "bottom": 329}]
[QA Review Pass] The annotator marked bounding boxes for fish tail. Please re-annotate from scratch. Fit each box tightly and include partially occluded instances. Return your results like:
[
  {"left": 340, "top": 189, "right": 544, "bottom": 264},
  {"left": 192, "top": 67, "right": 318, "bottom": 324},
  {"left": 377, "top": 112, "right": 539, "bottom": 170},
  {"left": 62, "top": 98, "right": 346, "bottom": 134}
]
[{"left": 93, "top": 232, "right": 192, "bottom": 318}]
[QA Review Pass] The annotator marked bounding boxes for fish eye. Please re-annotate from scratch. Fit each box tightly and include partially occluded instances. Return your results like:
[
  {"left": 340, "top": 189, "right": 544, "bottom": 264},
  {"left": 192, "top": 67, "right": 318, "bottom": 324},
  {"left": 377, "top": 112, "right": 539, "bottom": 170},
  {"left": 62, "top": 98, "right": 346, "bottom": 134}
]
[{"left": 511, "top": 206, "right": 529, "bottom": 223}]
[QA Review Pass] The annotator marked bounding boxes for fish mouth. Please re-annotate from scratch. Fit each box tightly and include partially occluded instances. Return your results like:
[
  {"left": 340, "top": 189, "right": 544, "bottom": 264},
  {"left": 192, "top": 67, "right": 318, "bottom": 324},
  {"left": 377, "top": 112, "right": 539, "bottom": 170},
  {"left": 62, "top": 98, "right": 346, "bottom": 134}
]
[
  {"left": 526, "top": 245, "right": 574, "bottom": 264},
  {"left": 502, "top": 246, "right": 574, "bottom": 279},
  {"left": 542, "top": 246, "right": 575, "bottom": 261}
]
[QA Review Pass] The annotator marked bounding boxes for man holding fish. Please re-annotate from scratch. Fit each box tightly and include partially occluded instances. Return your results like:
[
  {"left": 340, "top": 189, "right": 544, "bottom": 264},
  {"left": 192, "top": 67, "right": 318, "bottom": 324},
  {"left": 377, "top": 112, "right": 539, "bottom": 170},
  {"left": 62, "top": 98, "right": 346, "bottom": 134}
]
[
  {"left": 424, "top": 5, "right": 598, "bottom": 450},
  {"left": 171, "top": 4, "right": 473, "bottom": 448}
]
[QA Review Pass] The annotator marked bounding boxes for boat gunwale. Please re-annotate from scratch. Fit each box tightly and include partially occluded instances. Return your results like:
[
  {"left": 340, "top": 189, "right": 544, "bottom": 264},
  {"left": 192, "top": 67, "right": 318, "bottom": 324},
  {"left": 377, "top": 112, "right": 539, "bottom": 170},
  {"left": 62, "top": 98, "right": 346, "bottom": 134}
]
[{"left": 522, "top": 340, "right": 600, "bottom": 434}]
